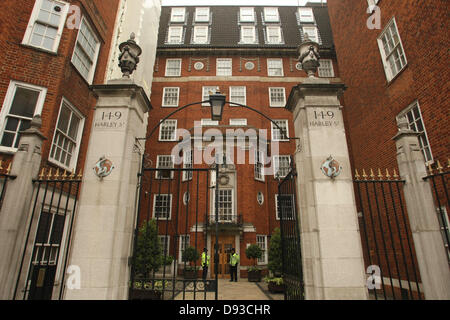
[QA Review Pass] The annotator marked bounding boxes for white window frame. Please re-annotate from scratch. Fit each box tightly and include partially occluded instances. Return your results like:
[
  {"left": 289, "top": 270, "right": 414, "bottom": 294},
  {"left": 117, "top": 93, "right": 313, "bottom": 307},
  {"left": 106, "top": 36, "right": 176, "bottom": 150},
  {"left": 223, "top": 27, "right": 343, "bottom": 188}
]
[
  {"left": 158, "top": 235, "right": 170, "bottom": 255},
  {"left": 48, "top": 98, "right": 85, "bottom": 171},
  {"left": 263, "top": 7, "right": 279, "bottom": 22},
  {"left": 266, "top": 26, "right": 282, "bottom": 44},
  {"left": 275, "top": 194, "right": 295, "bottom": 220},
  {"left": 179, "top": 235, "right": 190, "bottom": 262},
  {"left": 377, "top": 17, "right": 408, "bottom": 82},
  {"left": 240, "top": 26, "right": 256, "bottom": 44},
  {"left": 269, "top": 87, "right": 286, "bottom": 107},
  {"left": 167, "top": 26, "right": 183, "bottom": 44},
  {"left": 302, "top": 26, "right": 319, "bottom": 43},
  {"left": 170, "top": 7, "right": 186, "bottom": 22},
  {"left": 298, "top": 7, "right": 315, "bottom": 23},
  {"left": 156, "top": 155, "right": 175, "bottom": 179},
  {"left": 397, "top": 101, "right": 433, "bottom": 164},
  {"left": 216, "top": 58, "right": 232, "bottom": 76},
  {"left": 22, "top": 0, "right": 70, "bottom": 53},
  {"left": 153, "top": 194, "right": 172, "bottom": 220},
  {"left": 273, "top": 155, "right": 291, "bottom": 178},
  {"left": 159, "top": 119, "right": 177, "bottom": 142},
  {"left": 229, "top": 119, "right": 247, "bottom": 126},
  {"left": 71, "top": 16, "right": 101, "bottom": 84},
  {"left": 240, "top": 7, "right": 255, "bottom": 22},
  {"left": 271, "top": 120, "right": 289, "bottom": 141},
  {"left": 229, "top": 86, "right": 246, "bottom": 106},
  {"left": 0, "top": 81, "right": 47, "bottom": 153},
  {"left": 267, "top": 58, "right": 284, "bottom": 77},
  {"left": 182, "top": 149, "right": 193, "bottom": 181},
  {"left": 201, "top": 119, "right": 219, "bottom": 126},
  {"left": 195, "top": 7, "right": 210, "bottom": 22},
  {"left": 318, "top": 59, "right": 335, "bottom": 78},
  {"left": 202, "top": 86, "right": 219, "bottom": 106},
  {"left": 165, "top": 59, "right": 182, "bottom": 77},
  {"left": 256, "top": 235, "right": 268, "bottom": 265},
  {"left": 162, "top": 87, "right": 180, "bottom": 107},
  {"left": 212, "top": 188, "right": 234, "bottom": 222},
  {"left": 192, "top": 25, "right": 209, "bottom": 44},
  {"left": 254, "top": 149, "right": 265, "bottom": 182}
]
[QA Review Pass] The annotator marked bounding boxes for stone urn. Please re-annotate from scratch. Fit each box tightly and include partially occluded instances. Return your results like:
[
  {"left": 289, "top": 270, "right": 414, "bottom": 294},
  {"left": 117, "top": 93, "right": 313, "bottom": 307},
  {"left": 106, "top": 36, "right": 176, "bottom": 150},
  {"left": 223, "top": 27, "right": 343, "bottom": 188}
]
[
  {"left": 118, "top": 33, "right": 142, "bottom": 78},
  {"left": 297, "top": 35, "right": 320, "bottom": 77}
]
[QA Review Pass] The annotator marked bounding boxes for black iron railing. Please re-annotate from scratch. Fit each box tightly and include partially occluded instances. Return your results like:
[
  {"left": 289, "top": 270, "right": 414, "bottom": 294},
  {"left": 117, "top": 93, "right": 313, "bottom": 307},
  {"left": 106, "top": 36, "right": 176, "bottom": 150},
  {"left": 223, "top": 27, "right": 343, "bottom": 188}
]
[
  {"left": 423, "top": 160, "right": 450, "bottom": 263},
  {"left": 354, "top": 168, "right": 422, "bottom": 300}
]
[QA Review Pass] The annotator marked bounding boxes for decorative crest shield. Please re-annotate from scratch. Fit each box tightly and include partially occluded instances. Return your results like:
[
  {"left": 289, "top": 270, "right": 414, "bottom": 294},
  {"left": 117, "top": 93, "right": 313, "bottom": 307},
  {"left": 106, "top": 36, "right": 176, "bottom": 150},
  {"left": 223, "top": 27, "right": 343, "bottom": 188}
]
[
  {"left": 93, "top": 156, "right": 114, "bottom": 178},
  {"left": 320, "top": 156, "right": 342, "bottom": 179}
]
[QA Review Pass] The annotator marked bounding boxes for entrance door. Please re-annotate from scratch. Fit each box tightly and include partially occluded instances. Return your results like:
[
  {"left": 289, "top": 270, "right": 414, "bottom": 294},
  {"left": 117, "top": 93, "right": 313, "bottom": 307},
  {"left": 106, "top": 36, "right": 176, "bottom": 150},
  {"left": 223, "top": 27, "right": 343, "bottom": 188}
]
[{"left": 211, "top": 236, "right": 235, "bottom": 279}]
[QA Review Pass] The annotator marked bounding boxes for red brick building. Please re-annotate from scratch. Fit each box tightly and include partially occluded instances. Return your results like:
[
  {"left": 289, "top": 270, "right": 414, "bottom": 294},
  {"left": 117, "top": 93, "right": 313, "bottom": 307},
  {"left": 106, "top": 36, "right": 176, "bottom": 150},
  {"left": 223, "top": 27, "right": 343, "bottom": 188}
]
[
  {"left": 0, "top": 0, "right": 120, "bottom": 174},
  {"left": 327, "top": 0, "right": 449, "bottom": 298},
  {"left": 146, "top": 4, "right": 338, "bottom": 278},
  {"left": 327, "top": 0, "right": 449, "bottom": 171}
]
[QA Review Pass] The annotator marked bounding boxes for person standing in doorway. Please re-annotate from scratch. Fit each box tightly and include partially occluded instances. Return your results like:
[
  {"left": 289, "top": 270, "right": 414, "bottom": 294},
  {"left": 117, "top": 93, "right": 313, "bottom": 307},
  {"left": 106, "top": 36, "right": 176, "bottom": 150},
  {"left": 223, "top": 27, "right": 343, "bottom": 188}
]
[
  {"left": 229, "top": 248, "right": 239, "bottom": 282},
  {"left": 201, "top": 248, "right": 210, "bottom": 280}
]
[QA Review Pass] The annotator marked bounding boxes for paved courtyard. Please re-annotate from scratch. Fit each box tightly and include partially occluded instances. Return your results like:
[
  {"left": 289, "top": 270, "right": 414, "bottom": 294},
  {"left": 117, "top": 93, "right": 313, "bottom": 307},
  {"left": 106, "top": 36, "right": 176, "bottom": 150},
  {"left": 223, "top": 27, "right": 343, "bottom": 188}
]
[{"left": 174, "top": 279, "right": 284, "bottom": 300}]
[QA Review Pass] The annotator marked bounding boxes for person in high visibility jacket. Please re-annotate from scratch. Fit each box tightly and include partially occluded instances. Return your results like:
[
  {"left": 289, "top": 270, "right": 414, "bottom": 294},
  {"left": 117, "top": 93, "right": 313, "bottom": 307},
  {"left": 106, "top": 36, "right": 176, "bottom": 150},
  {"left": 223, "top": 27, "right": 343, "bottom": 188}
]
[
  {"left": 229, "top": 248, "right": 239, "bottom": 282},
  {"left": 201, "top": 248, "right": 210, "bottom": 280}
]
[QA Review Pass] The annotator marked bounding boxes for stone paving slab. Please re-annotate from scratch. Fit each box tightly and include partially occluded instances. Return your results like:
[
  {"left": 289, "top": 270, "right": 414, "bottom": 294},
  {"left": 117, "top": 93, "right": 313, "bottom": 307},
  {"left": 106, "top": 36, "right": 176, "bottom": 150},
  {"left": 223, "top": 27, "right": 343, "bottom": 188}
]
[{"left": 174, "top": 279, "right": 271, "bottom": 300}]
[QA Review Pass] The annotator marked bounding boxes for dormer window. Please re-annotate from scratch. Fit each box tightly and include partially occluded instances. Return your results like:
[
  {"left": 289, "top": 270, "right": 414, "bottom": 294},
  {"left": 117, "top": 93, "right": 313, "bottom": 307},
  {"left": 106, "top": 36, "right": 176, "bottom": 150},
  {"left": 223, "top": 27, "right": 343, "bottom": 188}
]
[
  {"left": 264, "top": 7, "right": 279, "bottom": 22},
  {"left": 240, "top": 7, "right": 255, "bottom": 22},
  {"left": 170, "top": 7, "right": 186, "bottom": 22},
  {"left": 298, "top": 7, "right": 315, "bottom": 23},
  {"left": 195, "top": 7, "right": 210, "bottom": 22}
]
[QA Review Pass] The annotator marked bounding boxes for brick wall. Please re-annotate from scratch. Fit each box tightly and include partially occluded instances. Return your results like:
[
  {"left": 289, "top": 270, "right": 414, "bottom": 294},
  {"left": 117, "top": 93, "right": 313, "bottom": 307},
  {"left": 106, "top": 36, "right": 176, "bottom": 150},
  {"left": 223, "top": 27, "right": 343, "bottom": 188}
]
[
  {"left": 0, "top": 0, "right": 120, "bottom": 173},
  {"left": 327, "top": 0, "right": 449, "bottom": 171}
]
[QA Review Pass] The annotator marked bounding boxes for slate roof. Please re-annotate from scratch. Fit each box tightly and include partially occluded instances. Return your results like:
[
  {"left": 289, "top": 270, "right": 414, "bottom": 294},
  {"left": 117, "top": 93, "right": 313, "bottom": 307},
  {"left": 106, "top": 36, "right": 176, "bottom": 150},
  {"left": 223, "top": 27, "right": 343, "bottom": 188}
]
[{"left": 157, "top": 4, "right": 335, "bottom": 50}]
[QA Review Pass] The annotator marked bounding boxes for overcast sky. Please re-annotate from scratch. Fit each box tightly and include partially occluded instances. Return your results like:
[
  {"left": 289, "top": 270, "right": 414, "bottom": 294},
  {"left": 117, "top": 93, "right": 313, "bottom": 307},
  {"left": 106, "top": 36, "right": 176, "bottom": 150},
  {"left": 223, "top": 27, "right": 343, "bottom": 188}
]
[{"left": 161, "top": 0, "right": 326, "bottom": 6}]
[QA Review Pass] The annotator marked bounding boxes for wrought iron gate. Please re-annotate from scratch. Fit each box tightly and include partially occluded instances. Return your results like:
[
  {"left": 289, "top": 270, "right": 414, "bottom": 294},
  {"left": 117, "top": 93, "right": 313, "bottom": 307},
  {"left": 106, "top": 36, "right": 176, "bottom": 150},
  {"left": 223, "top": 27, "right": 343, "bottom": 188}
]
[
  {"left": 129, "top": 165, "right": 219, "bottom": 300},
  {"left": 354, "top": 169, "right": 423, "bottom": 300},
  {"left": 278, "top": 161, "right": 304, "bottom": 300},
  {"left": 14, "top": 168, "right": 82, "bottom": 300}
]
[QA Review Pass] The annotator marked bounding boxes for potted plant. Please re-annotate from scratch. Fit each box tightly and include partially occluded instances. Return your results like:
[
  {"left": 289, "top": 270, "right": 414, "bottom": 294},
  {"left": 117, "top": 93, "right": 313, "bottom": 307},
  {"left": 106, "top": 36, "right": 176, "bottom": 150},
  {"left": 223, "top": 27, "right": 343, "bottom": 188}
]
[
  {"left": 245, "top": 244, "right": 263, "bottom": 282},
  {"left": 182, "top": 246, "right": 200, "bottom": 279},
  {"left": 130, "top": 219, "right": 162, "bottom": 300},
  {"left": 264, "top": 276, "right": 285, "bottom": 293},
  {"left": 266, "top": 228, "right": 285, "bottom": 293}
]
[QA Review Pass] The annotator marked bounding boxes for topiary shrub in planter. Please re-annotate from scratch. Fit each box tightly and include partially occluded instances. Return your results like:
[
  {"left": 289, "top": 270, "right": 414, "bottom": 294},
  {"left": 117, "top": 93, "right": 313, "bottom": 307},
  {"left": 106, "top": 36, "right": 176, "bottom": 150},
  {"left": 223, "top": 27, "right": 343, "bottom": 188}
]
[
  {"left": 130, "top": 219, "right": 162, "bottom": 300},
  {"left": 182, "top": 247, "right": 200, "bottom": 279},
  {"left": 245, "top": 244, "right": 263, "bottom": 282},
  {"left": 265, "top": 228, "right": 285, "bottom": 293}
]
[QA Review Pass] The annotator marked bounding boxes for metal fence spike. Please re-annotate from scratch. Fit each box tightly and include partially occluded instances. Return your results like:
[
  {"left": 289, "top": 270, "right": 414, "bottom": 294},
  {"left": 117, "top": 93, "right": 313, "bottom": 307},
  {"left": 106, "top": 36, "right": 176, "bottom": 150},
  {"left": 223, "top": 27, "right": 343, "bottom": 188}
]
[
  {"left": 385, "top": 168, "right": 391, "bottom": 180},
  {"left": 355, "top": 169, "right": 360, "bottom": 180},
  {"left": 47, "top": 168, "right": 53, "bottom": 179},
  {"left": 393, "top": 169, "right": 399, "bottom": 179},
  {"left": 362, "top": 169, "right": 368, "bottom": 180},
  {"left": 369, "top": 168, "right": 375, "bottom": 180},
  {"left": 0, "top": 160, "right": 3, "bottom": 171},
  {"left": 427, "top": 163, "right": 434, "bottom": 175},
  {"left": 6, "top": 162, "right": 11, "bottom": 175},
  {"left": 378, "top": 168, "right": 383, "bottom": 180},
  {"left": 436, "top": 160, "right": 443, "bottom": 173}
]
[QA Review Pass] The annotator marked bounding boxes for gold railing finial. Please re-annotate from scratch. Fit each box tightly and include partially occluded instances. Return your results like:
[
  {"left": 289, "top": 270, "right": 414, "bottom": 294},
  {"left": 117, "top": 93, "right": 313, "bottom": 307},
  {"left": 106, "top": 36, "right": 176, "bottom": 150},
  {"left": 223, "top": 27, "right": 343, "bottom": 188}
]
[
  {"left": 427, "top": 163, "right": 434, "bottom": 175},
  {"left": 39, "top": 168, "right": 45, "bottom": 180},
  {"left": 76, "top": 168, "right": 83, "bottom": 179},
  {"left": 393, "top": 169, "right": 399, "bottom": 180},
  {"left": 362, "top": 169, "right": 368, "bottom": 180},
  {"left": 354, "top": 169, "right": 360, "bottom": 181},
  {"left": 61, "top": 170, "right": 68, "bottom": 180},
  {"left": 377, "top": 168, "right": 383, "bottom": 181},
  {"left": 0, "top": 160, "right": 3, "bottom": 171},
  {"left": 6, "top": 162, "right": 11, "bottom": 175},
  {"left": 369, "top": 168, "right": 375, "bottom": 180},
  {"left": 47, "top": 168, "right": 53, "bottom": 180},
  {"left": 70, "top": 169, "right": 75, "bottom": 180},
  {"left": 385, "top": 169, "right": 391, "bottom": 180},
  {"left": 436, "top": 160, "right": 443, "bottom": 174}
]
